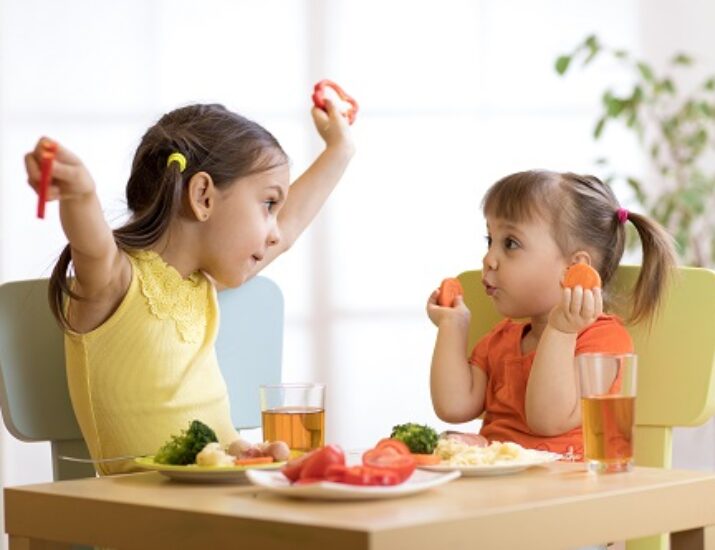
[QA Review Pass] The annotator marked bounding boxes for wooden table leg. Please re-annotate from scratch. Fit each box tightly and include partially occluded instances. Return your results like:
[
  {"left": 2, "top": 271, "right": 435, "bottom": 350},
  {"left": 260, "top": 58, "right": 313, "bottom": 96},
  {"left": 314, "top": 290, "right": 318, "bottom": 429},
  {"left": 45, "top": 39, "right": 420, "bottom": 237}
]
[{"left": 672, "top": 526, "right": 715, "bottom": 550}]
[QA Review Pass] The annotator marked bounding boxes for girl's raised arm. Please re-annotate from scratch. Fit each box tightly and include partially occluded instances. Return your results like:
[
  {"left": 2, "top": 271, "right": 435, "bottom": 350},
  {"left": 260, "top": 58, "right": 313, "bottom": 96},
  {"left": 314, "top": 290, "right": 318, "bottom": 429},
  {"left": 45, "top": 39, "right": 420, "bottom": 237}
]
[
  {"left": 428, "top": 292, "right": 487, "bottom": 423},
  {"left": 25, "top": 139, "right": 129, "bottom": 312},
  {"left": 246, "top": 101, "right": 355, "bottom": 278}
]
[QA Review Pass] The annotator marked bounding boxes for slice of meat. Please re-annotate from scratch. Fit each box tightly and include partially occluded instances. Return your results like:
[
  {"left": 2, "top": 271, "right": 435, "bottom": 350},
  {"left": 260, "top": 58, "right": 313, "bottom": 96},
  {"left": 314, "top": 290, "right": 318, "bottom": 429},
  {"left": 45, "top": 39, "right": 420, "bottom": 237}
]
[{"left": 440, "top": 431, "right": 488, "bottom": 447}]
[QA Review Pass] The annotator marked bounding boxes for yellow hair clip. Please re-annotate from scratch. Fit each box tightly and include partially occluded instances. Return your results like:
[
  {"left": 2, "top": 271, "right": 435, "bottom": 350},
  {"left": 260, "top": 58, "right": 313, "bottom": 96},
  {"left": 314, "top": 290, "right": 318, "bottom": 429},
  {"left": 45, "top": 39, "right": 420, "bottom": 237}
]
[{"left": 166, "top": 152, "right": 187, "bottom": 173}]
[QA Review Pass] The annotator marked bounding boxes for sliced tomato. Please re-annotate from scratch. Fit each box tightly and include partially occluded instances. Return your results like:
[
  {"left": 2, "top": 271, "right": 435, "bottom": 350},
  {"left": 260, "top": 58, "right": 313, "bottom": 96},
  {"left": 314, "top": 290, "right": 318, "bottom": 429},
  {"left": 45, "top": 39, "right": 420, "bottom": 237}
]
[
  {"left": 362, "top": 447, "right": 416, "bottom": 482},
  {"left": 324, "top": 463, "right": 349, "bottom": 483},
  {"left": 281, "top": 449, "right": 316, "bottom": 482},
  {"left": 410, "top": 453, "right": 441, "bottom": 466},
  {"left": 343, "top": 466, "right": 400, "bottom": 486},
  {"left": 234, "top": 456, "right": 274, "bottom": 466},
  {"left": 299, "top": 445, "right": 346, "bottom": 481},
  {"left": 375, "top": 438, "right": 411, "bottom": 455}
]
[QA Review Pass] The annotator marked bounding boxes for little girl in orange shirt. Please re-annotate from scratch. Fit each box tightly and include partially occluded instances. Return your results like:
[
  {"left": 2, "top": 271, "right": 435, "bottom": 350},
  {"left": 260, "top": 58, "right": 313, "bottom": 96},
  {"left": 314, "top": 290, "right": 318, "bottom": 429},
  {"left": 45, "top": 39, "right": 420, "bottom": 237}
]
[{"left": 427, "top": 170, "right": 677, "bottom": 456}]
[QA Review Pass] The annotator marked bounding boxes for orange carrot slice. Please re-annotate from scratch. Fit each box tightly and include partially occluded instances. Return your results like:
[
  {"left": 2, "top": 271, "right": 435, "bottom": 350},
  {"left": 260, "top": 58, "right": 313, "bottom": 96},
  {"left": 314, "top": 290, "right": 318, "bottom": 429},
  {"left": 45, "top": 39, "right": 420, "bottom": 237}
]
[
  {"left": 234, "top": 456, "right": 274, "bottom": 466},
  {"left": 438, "top": 277, "right": 464, "bottom": 307},
  {"left": 562, "top": 264, "right": 601, "bottom": 289},
  {"left": 411, "top": 453, "right": 441, "bottom": 465}
]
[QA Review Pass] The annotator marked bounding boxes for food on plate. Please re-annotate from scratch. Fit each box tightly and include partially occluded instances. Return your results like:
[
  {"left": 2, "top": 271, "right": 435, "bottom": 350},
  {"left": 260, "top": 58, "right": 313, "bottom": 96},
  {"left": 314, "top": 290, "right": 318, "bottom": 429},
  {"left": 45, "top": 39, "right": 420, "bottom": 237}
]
[
  {"left": 362, "top": 440, "right": 416, "bottom": 482},
  {"left": 281, "top": 440, "right": 417, "bottom": 486},
  {"left": 154, "top": 419, "right": 218, "bottom": 465},
  {"left": 561, "top": 263, "right": 601, "bottom": 290},
  {"left": 437, "top": 277, "right": 464, "bottom": 307},
  {"left": 312, "top": 79, "right": 359, "bottom": 124},
  {"left": 282, "top": 444, "right": 346, "bottom": 483},
  {"left": 196, "top": 442, "right": 235, "bottom": 467},
  {"left": 435, "top": 439, "right": 550, "bottom": 466},
  {"left": 227, "top": 438, "right": 290, "bottom": 462},
  {"left": 439, "top": 431, "right": 488, "bottom": 447},
  {"left": 390, "top": 423, "right": 439, "bottom": 454}
]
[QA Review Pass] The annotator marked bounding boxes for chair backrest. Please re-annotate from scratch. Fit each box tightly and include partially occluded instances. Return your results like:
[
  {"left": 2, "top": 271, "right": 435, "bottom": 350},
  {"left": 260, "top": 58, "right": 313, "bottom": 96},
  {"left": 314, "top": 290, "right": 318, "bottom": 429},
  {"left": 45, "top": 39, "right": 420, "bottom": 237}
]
[
  {"left": 0, "top": 276, "right": 283, "bottom": 480},
  {"left": 458, "top": 265, "right": 715, "bottom": 468}
]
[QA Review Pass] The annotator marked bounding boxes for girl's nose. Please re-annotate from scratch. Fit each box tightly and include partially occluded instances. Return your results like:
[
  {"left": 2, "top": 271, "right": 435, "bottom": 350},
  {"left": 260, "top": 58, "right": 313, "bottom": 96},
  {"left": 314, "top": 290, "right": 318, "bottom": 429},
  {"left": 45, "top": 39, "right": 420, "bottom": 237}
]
[
  {"left": 267, "top": 225, "right": 281, "bottom": 247},
  {"left": 483, "top": 251, "right": 498, "bottom": 271}
]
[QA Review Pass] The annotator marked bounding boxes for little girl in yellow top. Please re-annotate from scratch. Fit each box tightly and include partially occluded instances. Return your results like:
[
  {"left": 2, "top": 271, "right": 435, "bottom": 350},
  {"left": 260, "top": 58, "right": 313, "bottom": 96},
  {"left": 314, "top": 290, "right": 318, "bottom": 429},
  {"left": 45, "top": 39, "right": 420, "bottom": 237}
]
[{"left": 24, "top": 101, "right": 354, "bottom": 474}]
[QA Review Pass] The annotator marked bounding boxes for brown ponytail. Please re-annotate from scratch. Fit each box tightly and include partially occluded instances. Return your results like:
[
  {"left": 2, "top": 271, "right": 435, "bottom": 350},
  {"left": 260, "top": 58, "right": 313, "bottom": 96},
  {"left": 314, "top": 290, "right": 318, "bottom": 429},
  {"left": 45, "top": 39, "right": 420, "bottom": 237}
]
[
  {"left": 49, "top": 103, "right": 288, "bottom": 330},
  {"left": 624, "top": 210, "right": 678, "bottom": 324}
]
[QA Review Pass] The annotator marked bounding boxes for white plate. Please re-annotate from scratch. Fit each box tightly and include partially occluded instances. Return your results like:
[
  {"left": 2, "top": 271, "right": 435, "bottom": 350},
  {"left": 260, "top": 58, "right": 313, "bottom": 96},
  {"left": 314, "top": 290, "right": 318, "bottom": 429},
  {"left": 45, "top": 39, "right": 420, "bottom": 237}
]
[
  {"left": 419, "top": 452, "right": 562, "bottom": 477},
  {"left": 246, "top": 468, "right": 461, "bottom": 500},
  {"left": 134, "top": 456, "right": 284, "bottom": 483}
]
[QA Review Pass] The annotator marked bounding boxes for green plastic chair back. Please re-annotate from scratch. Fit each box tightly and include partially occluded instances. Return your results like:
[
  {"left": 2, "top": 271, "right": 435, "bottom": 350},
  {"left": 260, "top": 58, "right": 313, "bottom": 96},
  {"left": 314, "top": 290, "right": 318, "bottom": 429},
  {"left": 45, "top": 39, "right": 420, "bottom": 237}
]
[
  {"left": 459, "top": 265, "right": 715, "bottom": 550},
  {"left": 0, "top": 276, "right": 283, "bottom": 481}
]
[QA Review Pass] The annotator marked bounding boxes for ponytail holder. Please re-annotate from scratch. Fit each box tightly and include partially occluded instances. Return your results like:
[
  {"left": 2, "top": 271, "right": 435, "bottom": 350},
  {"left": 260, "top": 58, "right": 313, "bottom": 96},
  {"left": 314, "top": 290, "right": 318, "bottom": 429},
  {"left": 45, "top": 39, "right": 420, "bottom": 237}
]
[
  {"left": 616, "top": 207, "right": 629, "bottom": 224},
  {"left": 166, "top": 152, "right": 187, "bottom": 173}
]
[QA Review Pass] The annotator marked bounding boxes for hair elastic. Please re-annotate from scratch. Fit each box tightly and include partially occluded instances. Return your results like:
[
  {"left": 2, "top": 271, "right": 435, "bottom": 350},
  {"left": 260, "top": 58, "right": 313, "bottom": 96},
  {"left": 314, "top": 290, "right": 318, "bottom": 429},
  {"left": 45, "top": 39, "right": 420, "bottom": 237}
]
[
  {"left": 616, "top": 207, "right": 629, "bottom": 224},
  {"left": 166, "top": 152, "right": 187, "bottom": 173}
]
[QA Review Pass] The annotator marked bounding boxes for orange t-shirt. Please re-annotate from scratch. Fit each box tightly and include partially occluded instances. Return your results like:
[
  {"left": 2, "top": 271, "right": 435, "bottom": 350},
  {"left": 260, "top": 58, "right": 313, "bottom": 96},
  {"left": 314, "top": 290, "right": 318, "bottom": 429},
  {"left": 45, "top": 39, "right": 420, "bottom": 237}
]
[{"left": 469, "top": 315, "right": 633, "bottom": 456}]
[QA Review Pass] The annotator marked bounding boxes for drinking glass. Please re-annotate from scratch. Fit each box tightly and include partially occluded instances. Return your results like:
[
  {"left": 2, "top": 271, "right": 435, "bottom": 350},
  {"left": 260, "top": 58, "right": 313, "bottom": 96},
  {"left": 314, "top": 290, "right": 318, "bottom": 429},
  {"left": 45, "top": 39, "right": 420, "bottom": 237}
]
[
  {"left": 259, "top": 383, "right": 325, "bottom": 451},
  {"left": 577, "top": 353, "right": 637, "bottom": 473}
]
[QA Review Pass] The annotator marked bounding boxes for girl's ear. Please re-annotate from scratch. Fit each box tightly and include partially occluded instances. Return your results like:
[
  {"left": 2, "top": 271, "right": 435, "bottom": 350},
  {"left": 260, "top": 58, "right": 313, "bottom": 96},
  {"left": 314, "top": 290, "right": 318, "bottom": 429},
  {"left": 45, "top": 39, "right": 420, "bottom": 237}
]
[
  {"left": 570, "top": 250, "right": 593, "bottom": 266},
  {"left": 186, "top": 171, "right": 216, "bottom": 221}
]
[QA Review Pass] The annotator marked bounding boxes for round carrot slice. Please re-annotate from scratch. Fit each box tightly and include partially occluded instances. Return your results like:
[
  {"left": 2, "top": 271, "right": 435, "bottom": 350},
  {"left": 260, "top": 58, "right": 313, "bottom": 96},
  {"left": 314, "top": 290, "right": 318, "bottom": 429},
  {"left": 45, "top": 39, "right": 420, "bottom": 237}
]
[
  {"left": 562, "top": 264, "right": 601, "bottom": 289},
  {"left": 411, "top": 453, "right": 441, "bottom": 465},
  {"left": 438, "top": 277, "right": 464, "bottom": 307}
]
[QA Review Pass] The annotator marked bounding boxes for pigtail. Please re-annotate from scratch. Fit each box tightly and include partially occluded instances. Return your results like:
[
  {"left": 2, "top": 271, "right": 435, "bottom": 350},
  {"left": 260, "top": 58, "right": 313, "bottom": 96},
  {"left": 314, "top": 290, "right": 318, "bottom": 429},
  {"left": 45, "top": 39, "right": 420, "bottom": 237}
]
[
  {"left": 114, "top": 162, "right": 184, "bottom": 249},
  {"left": 48, "top": 245, "right": 81, "bottom": 330},
  {"left": 624, "top": 211, "right": 678, "bottom": 325}
]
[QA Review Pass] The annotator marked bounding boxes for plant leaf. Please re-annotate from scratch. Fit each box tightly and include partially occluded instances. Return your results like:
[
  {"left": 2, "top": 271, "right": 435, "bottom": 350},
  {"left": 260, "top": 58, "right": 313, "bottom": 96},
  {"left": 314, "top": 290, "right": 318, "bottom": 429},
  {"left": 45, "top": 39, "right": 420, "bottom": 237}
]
[
  {"left": 555, "top": 55, "right": 571, "bottom": 75},
  {"left": 637, "top": 62, "right": 654, "bottom": 82}
]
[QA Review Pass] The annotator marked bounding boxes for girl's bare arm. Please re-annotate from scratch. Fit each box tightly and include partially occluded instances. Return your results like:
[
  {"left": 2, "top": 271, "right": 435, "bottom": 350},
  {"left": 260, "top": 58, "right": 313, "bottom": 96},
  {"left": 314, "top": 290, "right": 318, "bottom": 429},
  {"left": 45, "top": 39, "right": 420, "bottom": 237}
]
[
  {"left": 26, "top": 140, "right": 130, "bottom": 330},
  {"left": 428, "top": 293, "right": 486, "bottom": 422}
]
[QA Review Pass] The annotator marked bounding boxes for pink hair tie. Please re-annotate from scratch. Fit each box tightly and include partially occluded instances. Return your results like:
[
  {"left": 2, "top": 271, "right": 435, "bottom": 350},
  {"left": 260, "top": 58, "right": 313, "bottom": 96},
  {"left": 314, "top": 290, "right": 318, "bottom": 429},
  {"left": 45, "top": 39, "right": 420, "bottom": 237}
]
[{"left": 616, "top": 207, "right": 629, "bottom": 224}]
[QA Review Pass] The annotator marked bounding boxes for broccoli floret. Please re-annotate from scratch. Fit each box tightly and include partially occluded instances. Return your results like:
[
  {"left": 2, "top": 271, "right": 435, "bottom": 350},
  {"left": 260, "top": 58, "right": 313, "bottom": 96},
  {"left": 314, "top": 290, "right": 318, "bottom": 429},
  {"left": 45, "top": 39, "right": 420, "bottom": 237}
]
[
  {"left": 154, "top": 420, "right": 219, "bottom": 465},
  {"left": 390, "top": 423, "right": 439, "bottom": 454}
]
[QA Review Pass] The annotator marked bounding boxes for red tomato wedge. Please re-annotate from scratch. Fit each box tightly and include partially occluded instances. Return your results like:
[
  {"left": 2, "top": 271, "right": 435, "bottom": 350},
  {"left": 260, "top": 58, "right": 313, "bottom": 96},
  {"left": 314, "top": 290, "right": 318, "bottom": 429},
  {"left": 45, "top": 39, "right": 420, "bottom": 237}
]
[
  {"left": 344, "top": 465, "right": 400, "bottom": 486},
  {"left": 299, "top": 445, "right": 345, "bottom": 481},
  {"left": 234, "top": 456, "right": 274, "bottom": 466},
  {"left": 375, "top": 438, "right": 411, "bottom": 455},
  {"left": 281, "top": 449, "right": 316, "bottom": 482},
  {"left": 362, "top": 447, "right": 416, "bottom": 482}
]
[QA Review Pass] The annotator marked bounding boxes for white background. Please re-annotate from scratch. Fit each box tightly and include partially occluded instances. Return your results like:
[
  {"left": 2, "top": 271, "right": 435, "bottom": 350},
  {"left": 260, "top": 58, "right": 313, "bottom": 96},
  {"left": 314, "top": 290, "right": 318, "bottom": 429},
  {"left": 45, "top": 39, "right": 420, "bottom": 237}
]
[{"left": 1, "top": 0, "right": 715, "bottom": 544}]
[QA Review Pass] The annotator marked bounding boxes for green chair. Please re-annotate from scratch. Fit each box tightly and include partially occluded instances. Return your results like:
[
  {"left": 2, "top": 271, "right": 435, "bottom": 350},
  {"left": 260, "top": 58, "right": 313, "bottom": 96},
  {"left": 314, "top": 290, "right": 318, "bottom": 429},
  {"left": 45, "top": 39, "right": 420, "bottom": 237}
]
[
  {"left": 458, "top": 265, "right": 715, "bottom": 550},
  {"left": 0, "top": 276, "right": 284, "bottom": 481}
]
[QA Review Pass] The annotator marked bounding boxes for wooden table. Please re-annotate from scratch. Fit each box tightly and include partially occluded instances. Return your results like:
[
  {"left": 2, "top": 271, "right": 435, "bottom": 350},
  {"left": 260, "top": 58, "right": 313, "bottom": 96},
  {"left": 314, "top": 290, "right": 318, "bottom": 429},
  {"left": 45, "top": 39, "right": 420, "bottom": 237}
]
[{"left": 5, "top": 463, "right": 715, "bottom": 550}]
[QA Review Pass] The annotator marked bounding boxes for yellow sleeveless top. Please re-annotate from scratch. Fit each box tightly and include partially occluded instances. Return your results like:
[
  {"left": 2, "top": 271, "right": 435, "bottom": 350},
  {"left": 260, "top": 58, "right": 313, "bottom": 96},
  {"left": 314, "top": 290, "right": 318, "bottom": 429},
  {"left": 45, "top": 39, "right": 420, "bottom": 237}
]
[{"left": 65, "top": 250, "right": 238, "bottom": 475}]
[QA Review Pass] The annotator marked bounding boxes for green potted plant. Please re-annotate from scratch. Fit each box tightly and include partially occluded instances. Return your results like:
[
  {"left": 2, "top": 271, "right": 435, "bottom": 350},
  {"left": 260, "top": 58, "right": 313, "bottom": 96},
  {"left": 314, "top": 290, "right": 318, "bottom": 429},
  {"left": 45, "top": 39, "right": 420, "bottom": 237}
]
[{"left": 556, "top": 35, "right": 715, "bottom": 266}]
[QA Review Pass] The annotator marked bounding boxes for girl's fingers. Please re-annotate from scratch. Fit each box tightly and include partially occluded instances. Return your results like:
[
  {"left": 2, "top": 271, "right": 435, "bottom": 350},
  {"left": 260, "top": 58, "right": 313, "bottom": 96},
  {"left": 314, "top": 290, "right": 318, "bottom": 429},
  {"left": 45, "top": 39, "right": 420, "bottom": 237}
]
[
  {"left": 593, "top": 287, "right": 604, "bottom": 318},
  {"left": 25, "top": 153, "right": 41, "bottom": 189},
  {"left": 582, "top": 289, "right": 595, "bottom": 319},
  {"left": 569, "top": 286, "right": 583, "bottom": 315},
  {"left": 561, "top": 287, "right": 571, "bottom": 313}
]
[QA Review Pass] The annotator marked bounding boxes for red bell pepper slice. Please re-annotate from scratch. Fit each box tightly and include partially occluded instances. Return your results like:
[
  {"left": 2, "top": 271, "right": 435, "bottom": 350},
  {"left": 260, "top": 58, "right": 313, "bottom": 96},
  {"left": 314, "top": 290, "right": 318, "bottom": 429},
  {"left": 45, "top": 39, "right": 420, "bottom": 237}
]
[
  {"left": 37, "top": 140, "right": 58, "bottom": 219},
  {"left": 312, "top": 79, "right": 359, "bottom": 125}
]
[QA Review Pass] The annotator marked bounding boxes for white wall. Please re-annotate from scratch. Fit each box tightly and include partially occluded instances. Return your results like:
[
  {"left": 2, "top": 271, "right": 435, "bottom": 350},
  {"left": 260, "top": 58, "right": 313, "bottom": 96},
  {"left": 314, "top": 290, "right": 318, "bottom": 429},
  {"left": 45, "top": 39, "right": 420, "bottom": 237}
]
[{"left": 1, "top": 1, "right": 714, "bottom": 545}]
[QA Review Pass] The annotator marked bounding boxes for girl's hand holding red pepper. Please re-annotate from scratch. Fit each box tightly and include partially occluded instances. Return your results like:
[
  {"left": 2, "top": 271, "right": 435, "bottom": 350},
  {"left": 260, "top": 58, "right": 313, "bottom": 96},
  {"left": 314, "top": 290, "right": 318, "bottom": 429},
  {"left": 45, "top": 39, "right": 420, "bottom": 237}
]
[
  {"left": 311, "top": 81, "right": 356, "bottom": 157},
  {"left": 25, "top": 138, "right": 97, "bottom": 205},
  {"left": 312, "top": 80, "right": 358, "bottom": 124}
]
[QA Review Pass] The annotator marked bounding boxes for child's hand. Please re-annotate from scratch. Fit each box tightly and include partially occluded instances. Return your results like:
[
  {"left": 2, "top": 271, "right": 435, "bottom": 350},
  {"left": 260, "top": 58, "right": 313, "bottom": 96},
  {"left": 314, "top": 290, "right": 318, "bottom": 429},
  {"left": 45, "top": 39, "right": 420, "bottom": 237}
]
[
  {"left": 548, "top": 286, "right": 603, "bottom": 334},
  {"left": 311, "top": 100, "right": 355, "bottom": 155},
  {"left": 25, "top": 138, "right": 95, "bottom": 202},
  {"left": 426, "top": 289, "right": 471, "bottom": 329}
]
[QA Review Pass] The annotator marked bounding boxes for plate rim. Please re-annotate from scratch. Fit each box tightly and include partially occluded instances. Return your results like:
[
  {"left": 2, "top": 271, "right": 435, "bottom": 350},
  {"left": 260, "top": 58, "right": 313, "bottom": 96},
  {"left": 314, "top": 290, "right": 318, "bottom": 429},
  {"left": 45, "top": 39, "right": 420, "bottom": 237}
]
[{"left": 134, "top": 455, "right": 285, "bottom": 474}]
